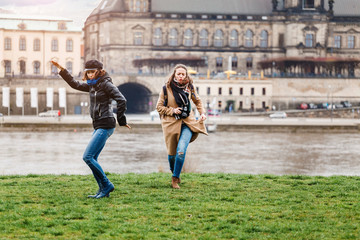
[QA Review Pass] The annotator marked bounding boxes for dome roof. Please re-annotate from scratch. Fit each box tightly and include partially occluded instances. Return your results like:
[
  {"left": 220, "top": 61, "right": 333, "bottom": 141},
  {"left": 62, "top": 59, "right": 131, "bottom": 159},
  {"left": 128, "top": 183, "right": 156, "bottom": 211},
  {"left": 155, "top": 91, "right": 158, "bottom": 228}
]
[{"left": 88, "top": 0, "right": 127, "bottom": 18}]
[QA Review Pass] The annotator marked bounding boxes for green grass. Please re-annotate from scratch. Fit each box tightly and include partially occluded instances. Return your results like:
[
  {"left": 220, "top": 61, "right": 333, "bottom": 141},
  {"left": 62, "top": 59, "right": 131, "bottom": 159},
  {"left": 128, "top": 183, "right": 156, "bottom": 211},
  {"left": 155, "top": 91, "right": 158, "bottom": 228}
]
[{"left": 0, "top": 173, "right": 359, "bottom": 239}]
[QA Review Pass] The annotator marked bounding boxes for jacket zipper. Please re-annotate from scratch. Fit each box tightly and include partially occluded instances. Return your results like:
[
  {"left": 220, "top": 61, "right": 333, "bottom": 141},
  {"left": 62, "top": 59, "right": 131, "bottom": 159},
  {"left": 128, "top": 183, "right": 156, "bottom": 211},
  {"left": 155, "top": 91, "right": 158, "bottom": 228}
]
[{"left": 93, "top": 90, "right": 97, "bottom": 118}]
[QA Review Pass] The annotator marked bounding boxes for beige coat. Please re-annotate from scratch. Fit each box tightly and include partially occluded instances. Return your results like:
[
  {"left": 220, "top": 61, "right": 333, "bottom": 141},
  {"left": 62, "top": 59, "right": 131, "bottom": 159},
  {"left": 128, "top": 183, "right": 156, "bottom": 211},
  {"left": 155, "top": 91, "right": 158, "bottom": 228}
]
[{"left": 156, "top": 82, "right": 208, "bottom": 155}]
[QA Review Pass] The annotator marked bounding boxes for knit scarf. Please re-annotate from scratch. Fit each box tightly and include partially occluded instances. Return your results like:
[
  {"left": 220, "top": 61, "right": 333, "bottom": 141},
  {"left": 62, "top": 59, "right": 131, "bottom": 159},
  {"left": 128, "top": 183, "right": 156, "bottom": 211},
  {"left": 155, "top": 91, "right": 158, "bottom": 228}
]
[
  {"left": 87, "top": 77, "right": 100, "bottom": 86},
  {"left": 170, "top": 80, "right": 191, "bottom": 117}
]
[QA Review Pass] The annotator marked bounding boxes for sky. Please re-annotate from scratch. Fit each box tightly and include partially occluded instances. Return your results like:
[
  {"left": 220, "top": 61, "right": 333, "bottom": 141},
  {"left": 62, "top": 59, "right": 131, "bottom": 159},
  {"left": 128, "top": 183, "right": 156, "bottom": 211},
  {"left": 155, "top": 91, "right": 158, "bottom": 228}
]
[{"left": 0, "top": 0, "right": 102, "bottom": 28}]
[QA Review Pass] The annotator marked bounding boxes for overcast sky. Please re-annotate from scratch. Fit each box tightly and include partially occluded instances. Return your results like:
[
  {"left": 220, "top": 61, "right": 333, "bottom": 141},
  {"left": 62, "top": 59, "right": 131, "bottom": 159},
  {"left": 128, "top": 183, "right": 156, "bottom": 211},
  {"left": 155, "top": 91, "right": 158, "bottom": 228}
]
[{"left": 0, "top": 0, "right": 102, "bottom": 28}]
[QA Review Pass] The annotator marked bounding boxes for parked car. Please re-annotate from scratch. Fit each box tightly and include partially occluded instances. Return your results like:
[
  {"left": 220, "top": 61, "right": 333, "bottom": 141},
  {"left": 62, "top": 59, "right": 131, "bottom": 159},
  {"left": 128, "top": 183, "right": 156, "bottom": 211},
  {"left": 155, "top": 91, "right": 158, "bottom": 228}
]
[
  {"left": 39, "top": 110, "right": 61, "bottom": 117},
  {"left": 299, "top": 103, "right": 308, "bottom": 110},
  {"left": 207, "top": 109, "right": 221, "bottom": 116},
  {"left": 150, "top": 110, "right": 159, "bottom": 119},
  {"left": 317, "top": 103, "right": 328, "bottom": 109},
  {"left": 341, "top": 101, "right": 352, "bottom": 108},
  {"left": 308, "top": 103, "right": 318, "bottom": 109},
  {"left": 269, "top": 111, "right": 287, "bottom": 118}
]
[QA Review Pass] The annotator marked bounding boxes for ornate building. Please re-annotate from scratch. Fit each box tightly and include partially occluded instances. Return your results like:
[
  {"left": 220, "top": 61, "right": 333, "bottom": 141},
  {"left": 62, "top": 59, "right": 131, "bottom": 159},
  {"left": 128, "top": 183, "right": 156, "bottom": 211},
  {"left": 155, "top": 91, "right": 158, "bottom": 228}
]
[{"left": 84, "top": 0, "right": 360, "bottom": 77}]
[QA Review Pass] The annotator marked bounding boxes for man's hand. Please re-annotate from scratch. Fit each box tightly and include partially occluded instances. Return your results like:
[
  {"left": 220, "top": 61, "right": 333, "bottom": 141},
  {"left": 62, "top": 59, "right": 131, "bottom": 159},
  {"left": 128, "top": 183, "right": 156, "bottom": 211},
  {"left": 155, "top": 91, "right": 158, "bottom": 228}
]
[
  {"left": 124, "top": 124, "right": 131, "bottom": 129},
  {"left": 51, "top": 61, "right": 64, "bottom": 71}
]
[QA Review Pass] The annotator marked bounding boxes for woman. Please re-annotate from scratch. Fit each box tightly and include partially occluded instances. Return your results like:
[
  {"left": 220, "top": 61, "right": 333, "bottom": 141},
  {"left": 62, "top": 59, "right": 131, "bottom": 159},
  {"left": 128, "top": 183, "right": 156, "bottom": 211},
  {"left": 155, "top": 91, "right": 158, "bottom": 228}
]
[
  {"left": 156, "top": 64, "right": 208, "bottom": 189},
  {"left": 52, "top": 60, "right": 131, "bottom": 199}
]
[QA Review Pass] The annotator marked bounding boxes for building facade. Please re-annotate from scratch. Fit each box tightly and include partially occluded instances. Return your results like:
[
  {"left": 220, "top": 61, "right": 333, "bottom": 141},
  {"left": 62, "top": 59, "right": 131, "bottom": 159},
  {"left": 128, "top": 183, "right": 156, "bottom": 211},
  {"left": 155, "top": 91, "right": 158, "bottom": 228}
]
[
  {"left": 0, "top": 14, "right": 82, "bottom": 78},
  {"left": 84, "top": 0, "right": 360, "bottom": 77}
]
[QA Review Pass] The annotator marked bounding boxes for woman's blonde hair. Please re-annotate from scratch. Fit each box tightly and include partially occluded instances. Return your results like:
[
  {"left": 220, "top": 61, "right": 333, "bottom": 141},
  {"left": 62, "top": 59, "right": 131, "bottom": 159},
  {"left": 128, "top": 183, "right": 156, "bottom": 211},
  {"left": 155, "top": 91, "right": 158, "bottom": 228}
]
[
  {"left": 167, "top": 64, "right": 193, "bottom": 85},
  {"left": 82, "top": 69, "right": 106, "bottom": 81}
]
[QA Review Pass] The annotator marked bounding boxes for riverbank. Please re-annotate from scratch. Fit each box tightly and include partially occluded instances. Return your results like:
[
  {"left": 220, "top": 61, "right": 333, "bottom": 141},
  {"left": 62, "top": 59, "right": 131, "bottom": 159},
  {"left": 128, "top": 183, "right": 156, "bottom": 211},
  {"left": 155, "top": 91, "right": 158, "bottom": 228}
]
[
  {"left": 2, "top": 114, "right": 360, "bottom": 133},
  {"left": 0, "top": 173, "right": 359, "bottom": 239}
]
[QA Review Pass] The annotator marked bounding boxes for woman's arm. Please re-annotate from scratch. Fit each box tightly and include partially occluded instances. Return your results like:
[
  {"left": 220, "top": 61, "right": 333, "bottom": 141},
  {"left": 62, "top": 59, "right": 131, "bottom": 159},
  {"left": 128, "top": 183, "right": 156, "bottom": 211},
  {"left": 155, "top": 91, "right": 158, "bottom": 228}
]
[
  {"left": 191, "top": 85, "right": 207, "bottom": 121},
  {"left": 105, "top": 81, "right": 131, "bottom": 129},
  {"left": 156, "top": 87, "right": 176, "bottom": 117},
  {"left": 51, "top": 61, "right": 89, "bottom": 92}
]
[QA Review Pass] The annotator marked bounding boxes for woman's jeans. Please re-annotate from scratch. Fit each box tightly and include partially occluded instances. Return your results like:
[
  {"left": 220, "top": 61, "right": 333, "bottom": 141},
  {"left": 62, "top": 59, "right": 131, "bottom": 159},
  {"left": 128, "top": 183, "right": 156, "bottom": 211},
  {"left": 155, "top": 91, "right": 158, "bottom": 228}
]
[
  {"left": 168, "top": 124, "right": 193, "bottom": 178},
  {"left": 83, "top": 128, "right": 115, "bottom": 189}
]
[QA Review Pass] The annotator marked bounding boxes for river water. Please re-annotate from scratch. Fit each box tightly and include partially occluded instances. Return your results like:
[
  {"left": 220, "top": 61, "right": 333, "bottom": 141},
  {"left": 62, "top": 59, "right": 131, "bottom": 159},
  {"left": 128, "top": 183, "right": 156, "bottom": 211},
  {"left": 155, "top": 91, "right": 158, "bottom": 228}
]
[{"left": 1, "top": 129, "right": 360, "bottom": 176}]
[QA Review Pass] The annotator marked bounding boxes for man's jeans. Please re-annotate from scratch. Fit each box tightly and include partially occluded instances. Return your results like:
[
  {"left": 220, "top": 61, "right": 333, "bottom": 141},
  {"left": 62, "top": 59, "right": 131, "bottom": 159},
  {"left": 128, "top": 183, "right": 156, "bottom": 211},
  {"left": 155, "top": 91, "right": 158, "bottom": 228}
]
[
  {"left": 168, "top": 124, "right": 193, "bottom": 178},
  {"left": 83, "top": 128, "right": 115, "bottom": 189}
]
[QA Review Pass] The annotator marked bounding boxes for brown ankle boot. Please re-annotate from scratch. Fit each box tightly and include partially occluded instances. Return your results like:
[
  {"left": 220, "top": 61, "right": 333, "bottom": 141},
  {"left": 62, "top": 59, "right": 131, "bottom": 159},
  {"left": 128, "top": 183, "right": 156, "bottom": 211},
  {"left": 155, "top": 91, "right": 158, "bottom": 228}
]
[{"left": 171, "top": 177, "right": 180, "bottom": 189}]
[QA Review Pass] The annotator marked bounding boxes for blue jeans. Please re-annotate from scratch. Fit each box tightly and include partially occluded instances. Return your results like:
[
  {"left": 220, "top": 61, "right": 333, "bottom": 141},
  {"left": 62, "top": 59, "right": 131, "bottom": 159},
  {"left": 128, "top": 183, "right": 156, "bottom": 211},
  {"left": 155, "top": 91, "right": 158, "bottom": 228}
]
[
  {"left": 83, "top": 128, "right": 115, "bottom": 189},
  {"left": 168, "top": 124, "right": 193, "bottom": 178}
]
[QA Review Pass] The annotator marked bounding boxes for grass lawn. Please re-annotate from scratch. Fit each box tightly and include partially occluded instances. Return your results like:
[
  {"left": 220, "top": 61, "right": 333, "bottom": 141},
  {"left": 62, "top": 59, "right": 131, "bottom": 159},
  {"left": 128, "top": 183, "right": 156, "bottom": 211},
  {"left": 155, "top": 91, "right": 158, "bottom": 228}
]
[{"left": 0, "top": 173, "right": 359, "bottom": 239}]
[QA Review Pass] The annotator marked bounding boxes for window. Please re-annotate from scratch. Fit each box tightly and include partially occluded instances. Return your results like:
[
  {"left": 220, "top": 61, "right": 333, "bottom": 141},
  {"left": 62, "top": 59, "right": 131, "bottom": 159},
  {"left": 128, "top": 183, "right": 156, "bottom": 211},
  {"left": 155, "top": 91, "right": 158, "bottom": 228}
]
[
  {"left": 216, "top": 57, "right": 223, "bottom": 67},
  {"left": 245, "top": 30, "right": 253, "bottom": 47},
  {"left": 334, "top": 36, "right": 341, "bottom": 48},
  {"left": 218, "top": 101, "right": 222, "bottom": 108},
  {"left": 262, "top": 88, "right": 266, "bottom": 95},
  {"left": 240, "top": 87, "right": 243, "bottom": 95},
  {"left": 262, "top": 101, "right": 266, "bottom": 109},
  {"left": 260, "top": 30, "right": 268, "bottom": 48},
  {"left": 19, "top": 37, "right": 26, "bottom": 51},
  {"left": 66, "top": 39, "right": 73, "bottom": 52},
  {"left": 4, "top": 60, "right": 11, "bottom": 74},
  {"left": 33, "top": 39, "right": 40, "bottom": 51},
  {"left": 232, "top": 56, "right": 238, "bottom": 68},
  {"left": 229, "top": 30, "right": 238, "bottom": 47},
  {"left": 51, "top": 39, "right": 58, "bottom": 51},
  {"left": 207, "top": 87, "right": 211, "bottom": 95},
  {"left": 303, "top": 0, "right": 315, "bottom": 9},
  {"left": 239, "top": 101, "right": 243, "bottom": 109},
  {"left": 169, "top": 28, "right": 178, "bottom": 46},
  {"left": 199, "top": 29, "right": 208, "bottom": 47},
  {"left": 348, "top": 36, "right": 355, "bottom": 49},
  {"left": 229, "top": 87, "right": 233, "bottom": 95},
  {"left": 246, "top": 57, "right": 253, "bottom": 68},
  {"left": 4, "top": 38, "right": 11, "bottom": 50},
  {"left": 66, "top": 61, "right": 73, "bottom": 74},
  {"left": 51, "top": 65, "right": 58, "bottom": 75},
  {"left": 184, "top": 29, "right": 193, "bottom": 47},
  {"left": 134, "top": 32, "right": 143, "bottom": 45},
  {"left": 154, "top": 28, "right": 162, "bottom": 46},
  {"left": 251, "top": 87, "right": 255, "bottom": 95},
  {"left": 33, "top": 61, "right": 40, "bottom": 74},
  {"left": 218, "top": 87, "right": 222, "bottom": 95},
  {"left": 20, "top": 60, "right": 26, "bottom": 74},
  {"left": 136, "top": 0, "right": 141, "bottom": 12},
  {"left": 201, "top": 56, "right": 208, "bottom": 67},
  {"left": 305, "top": 34, "right": 314, "bottom": 47},
  {"left": 214, "top": 29, "right": 224, "bottom": 47}
]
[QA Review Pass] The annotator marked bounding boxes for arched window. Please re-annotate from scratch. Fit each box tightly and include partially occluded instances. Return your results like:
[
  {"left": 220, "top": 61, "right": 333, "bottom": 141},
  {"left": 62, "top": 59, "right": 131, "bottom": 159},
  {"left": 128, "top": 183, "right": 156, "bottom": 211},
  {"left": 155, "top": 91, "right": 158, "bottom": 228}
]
[
  {"left": 214, "top": 29, "right": 224, "bottom": 47},
  {"left": 4, "top": 60, "right": 11, "bottom": 74},
  {"left": 169, "top": 28, "right": 178, "bottom": 46},
  {"left": 245, "top": 30, "right": 253, "bottom": 47},
  {"left": 66, "top": 61, "right": 73, "bottom": 74},
  {"left": 136, "top": 0, "right": 141, "bottom": 12},
  {"left": 4, "top": 37, "right": 11, "bottom": 50},
  {"left": 20, "top": 60, "right": 26, "bottom": 74},
  {"left": 51, "top": 64, "right": 58, "bottom": 75},
  {"left": 199, "top": 29, "right": 208, "bottom": 47},
  {"left": 19, "top": 37, "right": 26, "bottom": 51},
  {"left": 260, "top": 30, "right": 268, "bottom": 48},
  {"left": 229, "top": 30, "right": 238, "bottom": 47},
  {"left": 246, "top": 57, "right": 253, "bottom": 68},
  {"left": 66, "top": 39, "right": 73, "bottom": 52},
  {"left": 51, "top": 39, "right": 58, "bottom": 51},
  {"left": 184, "top": 29, "right": 193, "bottom": 47},
  {"left": 33, "top": 61, "right": 40, "bottom": 74},
  {"left": 33, "top": 39, "right": 40, "bottom": 51},
  {"left": 154, "top": 28, "right": 162, "bottom": 46}
]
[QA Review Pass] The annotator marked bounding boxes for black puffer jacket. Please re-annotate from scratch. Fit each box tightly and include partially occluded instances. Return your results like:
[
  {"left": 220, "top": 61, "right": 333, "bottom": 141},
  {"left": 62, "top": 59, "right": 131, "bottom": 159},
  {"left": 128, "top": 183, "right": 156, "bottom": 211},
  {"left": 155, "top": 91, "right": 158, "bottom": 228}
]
[{"left": 59, "top": 69, "right": 127, "bottom": 128}]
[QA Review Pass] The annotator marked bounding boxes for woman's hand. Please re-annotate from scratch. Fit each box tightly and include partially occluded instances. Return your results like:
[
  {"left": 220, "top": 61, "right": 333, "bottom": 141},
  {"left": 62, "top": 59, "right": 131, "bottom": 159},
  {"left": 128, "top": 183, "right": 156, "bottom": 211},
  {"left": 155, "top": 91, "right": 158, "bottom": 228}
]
[
  {"left": 173, "top": 107, "right": 182, "bottom": 115},
  {"left": 51, "top": 61, "right": 64, "bottom": 71},
  {"left": 200, "top": 113, "right": 207, "bottom": 121}
]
